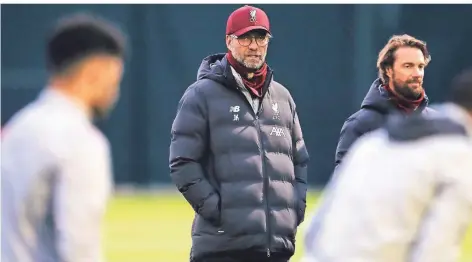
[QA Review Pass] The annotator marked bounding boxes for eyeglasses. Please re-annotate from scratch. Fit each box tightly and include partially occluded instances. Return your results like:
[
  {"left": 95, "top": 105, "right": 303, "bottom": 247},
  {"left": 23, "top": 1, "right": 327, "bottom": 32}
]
[{"left": 230, "top": 34, "right": 272, "bottom": 47}]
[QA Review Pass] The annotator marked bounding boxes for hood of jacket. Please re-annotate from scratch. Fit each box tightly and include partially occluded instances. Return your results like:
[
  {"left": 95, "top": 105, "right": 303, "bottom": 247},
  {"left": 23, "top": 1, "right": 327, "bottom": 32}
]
[
  {"left": 196, "top": 53, "right": 229, "bottom": 85},
  {"left": 361, "top": 78, "right": 430, "bottom": 114},
  {"left": 196, "top": 53, "right": 273, "bottom": 94}
]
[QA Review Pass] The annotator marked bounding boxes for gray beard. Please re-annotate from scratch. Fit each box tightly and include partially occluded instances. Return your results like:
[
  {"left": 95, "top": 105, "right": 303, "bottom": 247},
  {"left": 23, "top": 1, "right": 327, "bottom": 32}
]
[{"left": 235, "top": 56, "right": 263, "bottom": 70}]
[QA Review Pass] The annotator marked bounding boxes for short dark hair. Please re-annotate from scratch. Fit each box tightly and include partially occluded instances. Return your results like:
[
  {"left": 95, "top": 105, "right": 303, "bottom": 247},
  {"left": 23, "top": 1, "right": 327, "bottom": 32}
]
[
  {"left": 46, "top": 13, "right": 127, "bottom": 75},
  {"left": 377, "top": 34, "right": 431, "bottom": 84},
  {"left": 449, "top": 68, "right": 472, "bottom": 111}
]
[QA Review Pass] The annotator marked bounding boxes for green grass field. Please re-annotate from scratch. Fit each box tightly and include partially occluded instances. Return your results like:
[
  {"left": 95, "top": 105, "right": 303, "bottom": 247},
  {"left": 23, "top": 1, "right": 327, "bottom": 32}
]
[{"left": 104, "top": 191, "right": 472, "bottom": 262}]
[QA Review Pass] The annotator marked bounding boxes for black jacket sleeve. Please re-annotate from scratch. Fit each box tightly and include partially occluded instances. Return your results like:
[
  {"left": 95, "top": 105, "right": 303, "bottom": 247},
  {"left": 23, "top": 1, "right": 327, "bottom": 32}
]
[
  {"left": 169, "top": 85, "right": 220, "bottom": 226},
  {"left": 291, "top": 106, "right": 310, "bottom": 225},
  {"left": 334, "top": 117, "right": 369, "bottom": 167}
]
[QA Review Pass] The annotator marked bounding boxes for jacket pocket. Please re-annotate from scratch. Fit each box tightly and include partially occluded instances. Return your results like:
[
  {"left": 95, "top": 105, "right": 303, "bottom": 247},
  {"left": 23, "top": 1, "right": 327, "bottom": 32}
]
[
  {"left": 193, "top": 214, "right": 220, "bottom": 236},
  {"left": 192, "top": 193, "right": 222, "bottom": 236},
  {"left": 199, "top": 191, "right": 221, "bottom": 226}
]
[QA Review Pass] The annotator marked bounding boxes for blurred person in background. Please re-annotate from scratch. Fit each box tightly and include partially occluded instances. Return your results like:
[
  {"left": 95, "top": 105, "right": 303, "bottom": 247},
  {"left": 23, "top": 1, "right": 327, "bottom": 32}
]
[
  {"left": 1, "top": 13, "right": 126, "bottom": 262},
  {"left": 334, "top": 34, "right": 436, "bottom": 167},
  {"left": 169, "top": 5, "right": 309, "bottom": 262},
  {"left": 301, "top": 67, "right": 472, "bottom": 262}
]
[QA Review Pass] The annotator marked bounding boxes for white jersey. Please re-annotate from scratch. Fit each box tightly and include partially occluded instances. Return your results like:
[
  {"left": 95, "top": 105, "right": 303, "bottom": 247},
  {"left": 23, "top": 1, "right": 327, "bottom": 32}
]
[
  {"left": 1, "top": 89, "right": 112, "bottom": 262},
  {"left": 302, "top": 103, "right": 472, "bottom": 262}
]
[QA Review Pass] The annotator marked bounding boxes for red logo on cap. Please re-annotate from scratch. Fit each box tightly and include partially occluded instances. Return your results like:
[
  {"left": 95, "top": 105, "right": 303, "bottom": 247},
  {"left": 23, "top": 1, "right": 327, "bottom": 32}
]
[
  {"left": 226, "top": 5, "right": 271, "bottom": 37},
  {"left": 249, "top": 9, "right": 257, "bottom": 23}
]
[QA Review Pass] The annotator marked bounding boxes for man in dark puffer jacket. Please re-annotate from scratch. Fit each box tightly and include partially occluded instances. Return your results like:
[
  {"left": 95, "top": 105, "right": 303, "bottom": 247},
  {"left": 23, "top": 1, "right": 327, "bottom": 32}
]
[
  {"left": 169, "top": 5, "right": 309, "bottom": 262},
  {"left": 335, "top": 34, "right": 436, "bottom": 168}
]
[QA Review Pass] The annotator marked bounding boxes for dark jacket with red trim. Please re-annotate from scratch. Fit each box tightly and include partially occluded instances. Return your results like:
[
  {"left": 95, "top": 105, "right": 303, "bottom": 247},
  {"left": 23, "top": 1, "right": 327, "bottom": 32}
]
[
  {"left": 169, "top": 53, "right": 309, "bottom": 260},
  {"left": 334, "top": 78, "right": 436, "bottom": 167}
]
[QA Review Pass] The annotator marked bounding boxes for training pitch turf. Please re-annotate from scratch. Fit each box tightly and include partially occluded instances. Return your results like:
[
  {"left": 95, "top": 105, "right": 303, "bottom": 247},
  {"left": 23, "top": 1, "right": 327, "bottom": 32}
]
[{"left": 104, "top": 191, "right": 472, "bottom": 262}]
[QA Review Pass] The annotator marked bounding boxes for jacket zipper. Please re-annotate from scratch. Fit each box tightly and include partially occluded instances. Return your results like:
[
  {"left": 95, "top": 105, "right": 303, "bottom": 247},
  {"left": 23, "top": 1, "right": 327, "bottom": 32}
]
[
  {"left": 235, "top": 87, "right": 271, "bottom": 257},
  {"left": 255, "top": 113, "right": 271, "bottom": 258}
]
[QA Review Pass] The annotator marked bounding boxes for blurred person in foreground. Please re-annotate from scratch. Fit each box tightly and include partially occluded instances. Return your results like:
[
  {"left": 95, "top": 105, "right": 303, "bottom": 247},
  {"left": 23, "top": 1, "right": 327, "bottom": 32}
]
[
  {"left": 301, "top": 67, "right": 472, "bottom": 262},
  {"left": 334, "top": 34, "right": 436, "bottom": 167},
  {"left": 1, "top": 13, "right": 126, "bottom": 262},
  {"left": 169, "top": 5, "right": 309, "bottom": 262}
]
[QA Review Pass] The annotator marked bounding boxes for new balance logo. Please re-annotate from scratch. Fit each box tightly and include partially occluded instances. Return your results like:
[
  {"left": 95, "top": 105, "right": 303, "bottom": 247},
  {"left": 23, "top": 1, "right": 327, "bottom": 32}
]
[
  {"left": 230, "top": 106, "right": 240, "bottom": 121},
  {"left": 270, "top": 126, "right": 285, "bottom": 137},
  {"left": 230, "top": 106, "right": 240, "bottom": 113}
]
